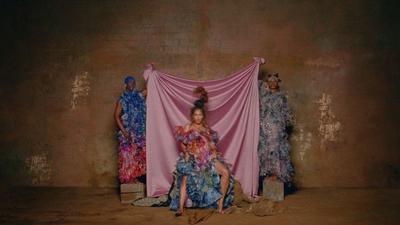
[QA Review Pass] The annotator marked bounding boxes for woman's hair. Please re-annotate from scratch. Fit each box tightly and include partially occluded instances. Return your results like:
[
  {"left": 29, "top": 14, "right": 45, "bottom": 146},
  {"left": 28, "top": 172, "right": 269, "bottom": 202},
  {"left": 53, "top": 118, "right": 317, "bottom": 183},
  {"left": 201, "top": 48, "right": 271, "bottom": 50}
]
[{"left": 191, "top": 86, "right": 208, "bottom": 126}]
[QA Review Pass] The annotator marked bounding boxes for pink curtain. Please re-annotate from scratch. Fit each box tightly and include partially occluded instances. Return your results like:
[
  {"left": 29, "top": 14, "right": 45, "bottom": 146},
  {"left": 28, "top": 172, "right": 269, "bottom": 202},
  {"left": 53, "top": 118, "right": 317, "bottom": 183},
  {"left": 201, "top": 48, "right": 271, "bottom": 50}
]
[{"left": 143, "top": 57, "right": 265, "bottom": 198}]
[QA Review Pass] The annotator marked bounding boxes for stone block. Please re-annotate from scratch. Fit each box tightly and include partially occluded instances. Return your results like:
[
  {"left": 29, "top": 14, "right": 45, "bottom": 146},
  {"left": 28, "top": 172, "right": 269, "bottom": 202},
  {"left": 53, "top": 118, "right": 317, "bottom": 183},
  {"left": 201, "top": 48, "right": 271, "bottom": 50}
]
[
  {"left": 120, "top": 183, "right": 145, "bottom": 193},
  {"left": 263, "top": 179, "right": 284, "bottom": 202},
  {"left": 120, "top": 192, "right": 144, "bottom": 204}
]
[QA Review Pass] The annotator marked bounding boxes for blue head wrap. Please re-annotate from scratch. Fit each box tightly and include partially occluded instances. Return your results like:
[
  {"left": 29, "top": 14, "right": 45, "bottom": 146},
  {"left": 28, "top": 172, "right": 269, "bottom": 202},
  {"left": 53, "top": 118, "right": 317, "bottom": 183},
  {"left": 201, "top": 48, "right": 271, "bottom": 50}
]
[{"left": 124, "top": 76, "right": 135, "bottom": 84}]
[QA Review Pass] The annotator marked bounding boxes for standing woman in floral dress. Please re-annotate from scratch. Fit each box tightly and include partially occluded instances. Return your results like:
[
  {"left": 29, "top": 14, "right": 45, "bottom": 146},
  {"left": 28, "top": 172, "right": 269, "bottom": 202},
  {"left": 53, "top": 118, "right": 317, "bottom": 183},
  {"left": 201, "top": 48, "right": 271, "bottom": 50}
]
[{"left": 114, "top": 76, "right": 147, "bottom": 184}]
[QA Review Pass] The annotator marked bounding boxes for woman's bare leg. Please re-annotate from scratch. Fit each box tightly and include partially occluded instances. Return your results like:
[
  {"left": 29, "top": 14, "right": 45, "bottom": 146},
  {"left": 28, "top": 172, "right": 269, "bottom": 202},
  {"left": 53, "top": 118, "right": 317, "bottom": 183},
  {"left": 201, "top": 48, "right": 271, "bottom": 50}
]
[
  {"left": 215, "top": 160, "right": 230, "bottom": 213},
  {"left": 176, "top": 176, "right": 188, "bottom": 216}
]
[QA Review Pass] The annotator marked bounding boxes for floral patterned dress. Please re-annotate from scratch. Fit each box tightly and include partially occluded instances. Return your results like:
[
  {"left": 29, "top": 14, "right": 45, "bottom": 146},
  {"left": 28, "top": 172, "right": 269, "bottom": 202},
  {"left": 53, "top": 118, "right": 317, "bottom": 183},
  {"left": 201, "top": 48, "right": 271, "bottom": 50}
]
[
  {"left": 117, "top": 90, "right": 146, "bottom": 184},
  {"left": 258, "top": 81, "right": 295, "bottom": 183},
  {"left": 169, "top": 126, "right": 234, "bottom": 210}
]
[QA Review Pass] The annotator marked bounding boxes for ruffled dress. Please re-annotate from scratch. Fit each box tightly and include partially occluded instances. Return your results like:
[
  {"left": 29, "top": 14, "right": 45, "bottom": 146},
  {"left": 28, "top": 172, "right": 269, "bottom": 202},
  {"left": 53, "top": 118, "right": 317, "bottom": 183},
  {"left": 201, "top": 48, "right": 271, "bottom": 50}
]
[
  {"left": 169, "top": 126, "right": 234, "bottom": 210},
  {"left": 258, "top": 81, "right": 295, "bottom": 183},
  {"left": 117, "top": 90, "right": 147, "bottom": 183}
]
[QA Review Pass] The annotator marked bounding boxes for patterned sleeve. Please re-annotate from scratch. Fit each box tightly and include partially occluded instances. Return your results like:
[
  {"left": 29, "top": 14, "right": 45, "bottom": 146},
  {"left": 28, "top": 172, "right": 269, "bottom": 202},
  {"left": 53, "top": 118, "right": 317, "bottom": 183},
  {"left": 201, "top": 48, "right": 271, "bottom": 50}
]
[
  {"left": 258, "top": 80, "right": 267, "bottom": 99},
  {"left": 258, "top": 80, "right": 264, "bottom": 91},
  {"left": 282, "top": 95, "right": 294, "bottom": 127},
  {"left": 174, "top": 126, "right": 189, "bottom": 145},
  {"left": 174, "top": 126, "right": 187, "bottom": 152},
  {"left": 210, "top": 129, "right": 219, "bottom": 144}
]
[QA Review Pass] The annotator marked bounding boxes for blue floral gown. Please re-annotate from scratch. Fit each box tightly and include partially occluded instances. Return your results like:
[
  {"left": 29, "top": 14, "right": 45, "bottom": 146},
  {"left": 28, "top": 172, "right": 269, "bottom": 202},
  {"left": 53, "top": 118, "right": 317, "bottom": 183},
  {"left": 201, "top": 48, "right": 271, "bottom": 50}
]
[
  {"left": 258, "top": 81, "right": 295, "bottom": 183},
  {"left": 117, "top": 90, "right": 146, "bottom": 183},
  {"left": 169, "top": 126, "right": 234, "bottom": 210}
]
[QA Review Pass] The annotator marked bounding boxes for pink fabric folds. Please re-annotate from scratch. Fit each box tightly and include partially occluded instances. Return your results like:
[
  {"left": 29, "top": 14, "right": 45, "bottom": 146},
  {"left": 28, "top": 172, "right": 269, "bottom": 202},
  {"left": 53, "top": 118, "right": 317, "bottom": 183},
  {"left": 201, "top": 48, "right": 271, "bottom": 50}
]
[{"left": 143, "top": 57, "right": 265, "bottom": 198}]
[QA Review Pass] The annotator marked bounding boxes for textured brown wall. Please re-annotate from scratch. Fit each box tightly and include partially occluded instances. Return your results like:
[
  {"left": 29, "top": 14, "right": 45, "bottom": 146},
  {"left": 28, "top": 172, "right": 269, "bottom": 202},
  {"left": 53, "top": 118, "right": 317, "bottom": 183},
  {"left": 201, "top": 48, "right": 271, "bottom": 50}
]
[{"left": 1, "top": 0, "right": 399, "bottom": 188}]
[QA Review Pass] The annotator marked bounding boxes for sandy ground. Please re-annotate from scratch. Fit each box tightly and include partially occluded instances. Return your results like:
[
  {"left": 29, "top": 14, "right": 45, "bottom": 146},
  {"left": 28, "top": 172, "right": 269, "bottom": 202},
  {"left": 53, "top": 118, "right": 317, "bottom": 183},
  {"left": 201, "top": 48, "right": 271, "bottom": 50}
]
[{"left": 0, "top": 187, "right": 399, "bottom": 225}]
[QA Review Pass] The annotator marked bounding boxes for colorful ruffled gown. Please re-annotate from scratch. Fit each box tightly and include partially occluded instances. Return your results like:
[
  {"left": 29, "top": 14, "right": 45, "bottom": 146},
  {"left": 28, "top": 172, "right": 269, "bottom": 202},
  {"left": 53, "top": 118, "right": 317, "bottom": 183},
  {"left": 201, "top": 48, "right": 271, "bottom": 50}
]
[
  {"left": 169, "top": 126, "right": 234, "bottom": 210},
  {"left": 117, "top": 90, "right": 146, "bottom": 184}
]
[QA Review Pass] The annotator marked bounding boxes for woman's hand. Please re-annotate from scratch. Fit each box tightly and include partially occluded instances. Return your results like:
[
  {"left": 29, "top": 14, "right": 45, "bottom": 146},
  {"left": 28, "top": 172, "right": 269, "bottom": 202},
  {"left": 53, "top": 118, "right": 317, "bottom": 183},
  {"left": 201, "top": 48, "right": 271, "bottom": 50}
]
[
  {"left": 211, "top": 152, "right": 217, "bottom": 160},
  {"left": 180, "top": 143, "right": 187, "bottom": 152},
  {"left": 184, "top": 152, "right": 189, "bottom": 161},
  {"left": 122, "top": 129, "right": 129, "bottom": 139},
  {"left": 210, "top": 145, "right": 220, "bottom": 159},
  {"left": 209, "top": 141, "right": 217, "bottom": 150}
]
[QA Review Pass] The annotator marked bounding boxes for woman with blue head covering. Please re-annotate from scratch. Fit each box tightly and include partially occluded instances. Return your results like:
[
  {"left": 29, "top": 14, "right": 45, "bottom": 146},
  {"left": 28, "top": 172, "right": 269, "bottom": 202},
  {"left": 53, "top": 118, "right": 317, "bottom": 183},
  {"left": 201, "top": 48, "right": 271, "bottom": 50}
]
[{"left": 114, "top": 75, "right": 147, "bottom": 184}]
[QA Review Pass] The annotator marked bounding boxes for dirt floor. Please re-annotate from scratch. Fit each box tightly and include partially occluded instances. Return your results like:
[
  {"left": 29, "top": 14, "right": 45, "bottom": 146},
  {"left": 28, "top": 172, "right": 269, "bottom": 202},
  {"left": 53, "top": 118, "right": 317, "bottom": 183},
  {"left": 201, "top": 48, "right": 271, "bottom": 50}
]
[{"left": 0, "top": 187, "right": 399, "bottom": 225}]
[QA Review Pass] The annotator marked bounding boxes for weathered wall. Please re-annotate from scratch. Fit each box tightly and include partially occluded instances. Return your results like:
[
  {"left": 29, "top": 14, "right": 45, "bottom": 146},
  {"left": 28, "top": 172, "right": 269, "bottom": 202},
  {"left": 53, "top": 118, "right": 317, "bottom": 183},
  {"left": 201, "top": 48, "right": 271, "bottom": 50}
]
[{"left": 1, "top": 0, "right": 399, "bottom": 187}]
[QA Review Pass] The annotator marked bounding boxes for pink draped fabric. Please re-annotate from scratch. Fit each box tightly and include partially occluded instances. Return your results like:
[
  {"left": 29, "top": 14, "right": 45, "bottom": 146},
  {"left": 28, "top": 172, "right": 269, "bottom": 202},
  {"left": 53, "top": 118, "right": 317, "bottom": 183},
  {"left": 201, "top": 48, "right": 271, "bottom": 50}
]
[{"left": 143, "top": 57, "right": 265, "bottom": 198}]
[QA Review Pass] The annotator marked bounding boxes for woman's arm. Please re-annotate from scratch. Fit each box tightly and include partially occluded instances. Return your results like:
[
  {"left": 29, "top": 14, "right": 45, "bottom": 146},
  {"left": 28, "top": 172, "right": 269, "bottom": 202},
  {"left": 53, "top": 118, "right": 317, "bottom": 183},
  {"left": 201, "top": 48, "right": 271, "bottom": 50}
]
[
  {"left": 142, "top": 81, "right": 148, "bottom": 100},
  {"left": 179, "top": 134, "right": 189, "bottom": 161},
  {"left": 178, "top": 142, "right": 187, "bottom": 152},
  {"left": 114, "top": 101, "right": 129, "bottom": 138},
  {"left": 175, "top": 125, "right": 191, "bottom": 160}
]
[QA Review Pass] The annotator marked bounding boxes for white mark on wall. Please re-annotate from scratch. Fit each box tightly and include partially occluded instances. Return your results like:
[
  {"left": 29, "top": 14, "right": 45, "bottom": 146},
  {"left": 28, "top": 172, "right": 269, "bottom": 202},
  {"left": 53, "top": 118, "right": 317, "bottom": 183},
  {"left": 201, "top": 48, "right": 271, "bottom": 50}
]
[
  {"left": 71, "top": 72, "right": 90, "bottom": 110},
  {"left": 293, "top": 125, "right": 312, "bottom": 161},
  {"left": 305, "top": 57, "right": 343, "bottom": 69},
  {"left": 25, "top": 153, "right": 51, "bottom": 185},
  {"left": 317, "top": 93, "right": 341, "bottom": 150}
]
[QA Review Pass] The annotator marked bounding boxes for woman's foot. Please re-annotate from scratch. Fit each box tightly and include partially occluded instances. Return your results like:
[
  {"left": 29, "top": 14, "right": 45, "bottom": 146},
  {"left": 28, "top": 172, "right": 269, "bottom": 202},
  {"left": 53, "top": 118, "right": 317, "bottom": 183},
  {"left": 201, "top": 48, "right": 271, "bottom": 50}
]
[
  {"left": 175, "top": 209, "right": 184, "bottom": 217},
  {"left": 217, "top": 198, "right": 225, "bottom": 213},
  {"left": 219, "top": 207, "right": 234, "bottom": 214},
  {"left": 250, "top": 195, "right": 261, "bottom": 202},
  {"left": 217, "top": 207, "right": 233, "bottom": 214}
]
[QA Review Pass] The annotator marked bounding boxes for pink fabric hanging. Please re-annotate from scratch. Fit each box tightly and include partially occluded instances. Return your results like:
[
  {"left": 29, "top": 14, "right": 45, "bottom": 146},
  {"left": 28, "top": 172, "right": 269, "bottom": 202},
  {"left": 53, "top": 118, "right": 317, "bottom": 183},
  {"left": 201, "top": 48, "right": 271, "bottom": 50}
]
[{"left": 143, "top": 57, "right": 265, "bottom": 198}]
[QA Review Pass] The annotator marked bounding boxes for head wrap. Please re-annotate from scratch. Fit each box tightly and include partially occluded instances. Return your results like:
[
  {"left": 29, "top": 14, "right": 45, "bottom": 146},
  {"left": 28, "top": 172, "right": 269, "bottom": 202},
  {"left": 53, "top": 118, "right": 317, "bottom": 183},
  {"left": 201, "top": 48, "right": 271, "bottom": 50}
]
[
  {"left": 124, "top": 76, "right": 135, "bottom": 84},
  {"left": 193, "top": 86, "right": 208, "bottom": 109},
  {"left": 266, "top": 73, "right": 281, "bottom": 82},
  {"left": 194, "top": 98, "right": 206, "bottom": 109}
]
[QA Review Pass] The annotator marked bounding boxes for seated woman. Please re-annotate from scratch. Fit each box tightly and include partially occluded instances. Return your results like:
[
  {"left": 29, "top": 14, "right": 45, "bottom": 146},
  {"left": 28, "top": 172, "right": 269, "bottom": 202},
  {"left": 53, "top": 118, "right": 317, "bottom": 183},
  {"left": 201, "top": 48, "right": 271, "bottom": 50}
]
[{"left": 170, "top": 87, "right": 234, "bottom": 216}]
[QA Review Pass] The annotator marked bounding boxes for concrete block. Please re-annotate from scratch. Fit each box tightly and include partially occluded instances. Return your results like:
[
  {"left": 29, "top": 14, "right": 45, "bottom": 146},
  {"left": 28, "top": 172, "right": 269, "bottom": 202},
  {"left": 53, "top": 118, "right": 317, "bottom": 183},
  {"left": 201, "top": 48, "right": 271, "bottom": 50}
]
[
  {"left": 120, "top": 183, "right": 145, "bottom": 193},
  {"left": 120, "top": 192, "right": 144, "bottom": 204},
  {"left": 263, "top": 179, "right": 284, "bottom": 202}
]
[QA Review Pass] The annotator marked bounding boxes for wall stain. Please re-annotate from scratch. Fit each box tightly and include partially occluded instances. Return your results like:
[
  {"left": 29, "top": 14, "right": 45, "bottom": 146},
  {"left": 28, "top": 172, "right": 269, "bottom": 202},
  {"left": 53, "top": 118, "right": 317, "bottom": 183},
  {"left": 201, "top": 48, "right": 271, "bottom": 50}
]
[
  {"left": 25, "top": 152, "right": 51, "bottom": 185},
  {"left": 305, "top": 56, "right": 343, "bottom": 69},
  {"left": 317, "top": 93, "right": 341, "bottom": 150},
  {"left": 71, "top": 72, "right": 90, "bottom": 110},
  {"left": 293, "top": 125, "right": 313, "bottom": 161}
]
